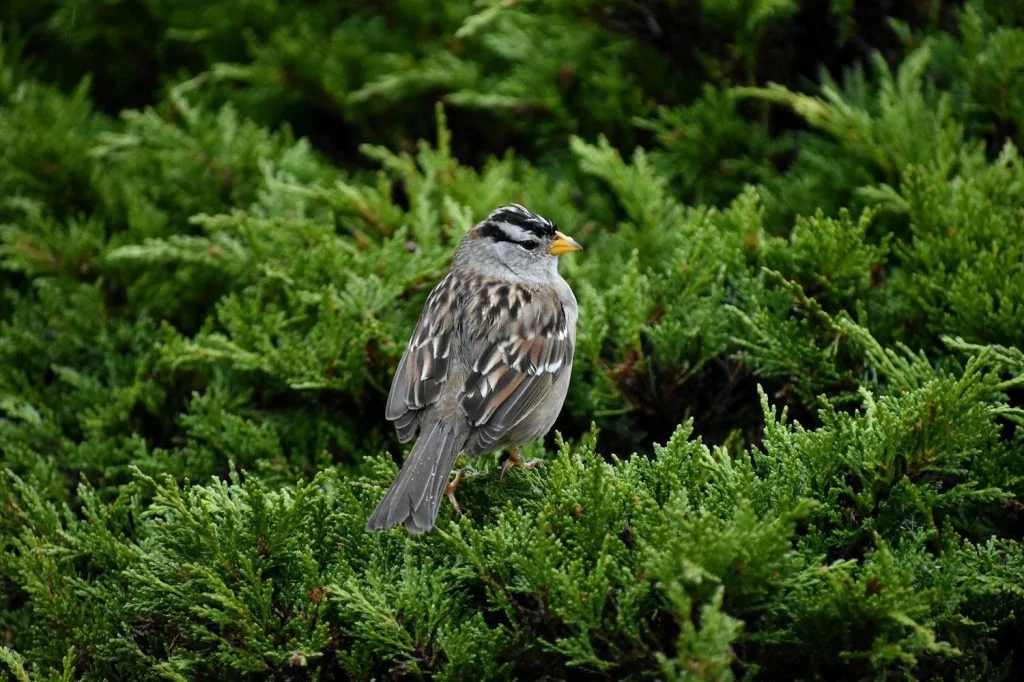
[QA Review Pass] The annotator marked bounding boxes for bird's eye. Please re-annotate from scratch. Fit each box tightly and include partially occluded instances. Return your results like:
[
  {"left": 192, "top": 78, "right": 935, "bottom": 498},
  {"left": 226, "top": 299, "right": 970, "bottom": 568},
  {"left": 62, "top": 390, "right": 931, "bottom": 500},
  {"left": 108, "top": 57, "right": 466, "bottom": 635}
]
[{"left": 519, "top": 239, "right": 540, "bottom": 251}]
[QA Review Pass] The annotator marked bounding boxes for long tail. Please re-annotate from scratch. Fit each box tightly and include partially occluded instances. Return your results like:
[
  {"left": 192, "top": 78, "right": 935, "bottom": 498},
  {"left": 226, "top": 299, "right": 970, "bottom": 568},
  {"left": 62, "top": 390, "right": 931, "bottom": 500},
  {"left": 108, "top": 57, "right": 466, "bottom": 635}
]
[{"left": 365, "top": 420, "right": 465, "bottom": 534}]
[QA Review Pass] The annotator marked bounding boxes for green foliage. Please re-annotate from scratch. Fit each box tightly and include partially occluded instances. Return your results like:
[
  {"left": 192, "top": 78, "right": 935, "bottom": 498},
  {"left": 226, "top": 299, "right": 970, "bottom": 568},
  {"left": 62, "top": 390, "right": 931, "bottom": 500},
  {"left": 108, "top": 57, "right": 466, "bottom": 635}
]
[
  {"left": 870, "top": 142, "right": 1024, "bottom": 349},
  {"left": 740, "top": 45, "right": 967, "bottom": 182},
  {"left": 636, "top": 85, "right": 789, "bottom": 206},
  {"left": 1, "top": 1, "right": 1023, "bottom": 680}
]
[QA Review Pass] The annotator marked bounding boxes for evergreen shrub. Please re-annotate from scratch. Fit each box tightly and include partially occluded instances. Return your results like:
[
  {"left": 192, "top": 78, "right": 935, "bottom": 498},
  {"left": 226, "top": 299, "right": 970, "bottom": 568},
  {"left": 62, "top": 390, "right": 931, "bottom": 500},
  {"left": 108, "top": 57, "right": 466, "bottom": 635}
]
[{"left": 0, "top": 1, "right": 1022, "bottom": 679}]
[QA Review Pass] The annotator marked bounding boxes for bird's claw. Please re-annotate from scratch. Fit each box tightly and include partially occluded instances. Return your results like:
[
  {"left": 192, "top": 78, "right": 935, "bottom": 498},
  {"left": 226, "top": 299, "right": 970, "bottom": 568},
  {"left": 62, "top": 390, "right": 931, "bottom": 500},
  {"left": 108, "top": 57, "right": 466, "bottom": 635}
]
[{"left": 500, "top": 448, "right": 544, "bottom": 484}]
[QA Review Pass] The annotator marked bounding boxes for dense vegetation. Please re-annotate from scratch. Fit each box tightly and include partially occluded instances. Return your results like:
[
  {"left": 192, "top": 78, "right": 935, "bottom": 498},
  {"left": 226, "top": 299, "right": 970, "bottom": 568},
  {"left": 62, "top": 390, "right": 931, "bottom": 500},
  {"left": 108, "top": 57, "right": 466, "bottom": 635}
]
[{"left": 1, "top": 1, "right": 1022, "bottom": 679}]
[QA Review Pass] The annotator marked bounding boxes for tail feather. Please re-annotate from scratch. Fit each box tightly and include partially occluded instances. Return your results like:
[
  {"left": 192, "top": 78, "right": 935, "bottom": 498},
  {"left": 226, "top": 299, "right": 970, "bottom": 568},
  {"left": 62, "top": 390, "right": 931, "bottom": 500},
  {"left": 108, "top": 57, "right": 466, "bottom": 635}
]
[{"left": 366, "top": 420, "right": 465, "bottom": 533}]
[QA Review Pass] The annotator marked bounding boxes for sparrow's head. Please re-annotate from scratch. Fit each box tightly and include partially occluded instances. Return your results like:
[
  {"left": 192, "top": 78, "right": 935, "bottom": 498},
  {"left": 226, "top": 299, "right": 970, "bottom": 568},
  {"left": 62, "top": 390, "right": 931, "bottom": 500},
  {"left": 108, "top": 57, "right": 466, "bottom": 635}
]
[{"left": 458, "top": 204, "right": 582, "bottom": 282}]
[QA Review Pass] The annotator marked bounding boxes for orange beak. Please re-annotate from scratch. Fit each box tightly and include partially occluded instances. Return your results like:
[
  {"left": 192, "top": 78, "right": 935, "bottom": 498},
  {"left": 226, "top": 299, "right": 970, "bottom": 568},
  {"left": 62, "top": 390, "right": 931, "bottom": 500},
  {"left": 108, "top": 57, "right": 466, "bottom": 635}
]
[{"left": 549, "top": 231, "right": 583, "bottom": 256}]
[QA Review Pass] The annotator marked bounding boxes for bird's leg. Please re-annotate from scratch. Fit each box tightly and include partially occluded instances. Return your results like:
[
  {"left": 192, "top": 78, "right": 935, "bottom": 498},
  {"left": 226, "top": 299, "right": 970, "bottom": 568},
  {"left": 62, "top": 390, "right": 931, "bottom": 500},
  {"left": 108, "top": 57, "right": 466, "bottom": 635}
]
[
  {"left": 445, "top": 468, "right": 466, "bottom": 514},
  {"left": 500, "top": 447, "right": 543, "bottom": 483}
]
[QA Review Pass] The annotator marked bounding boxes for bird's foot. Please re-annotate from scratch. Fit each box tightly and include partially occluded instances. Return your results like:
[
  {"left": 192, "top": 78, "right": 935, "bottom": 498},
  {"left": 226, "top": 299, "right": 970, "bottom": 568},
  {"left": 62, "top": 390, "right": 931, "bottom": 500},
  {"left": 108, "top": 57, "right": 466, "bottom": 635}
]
[
  {"left": 500, "top": 448, "right": 543, "bottom": 483},
  {"left": 445, "top": 468, "right": 465, "bottom": 514}
]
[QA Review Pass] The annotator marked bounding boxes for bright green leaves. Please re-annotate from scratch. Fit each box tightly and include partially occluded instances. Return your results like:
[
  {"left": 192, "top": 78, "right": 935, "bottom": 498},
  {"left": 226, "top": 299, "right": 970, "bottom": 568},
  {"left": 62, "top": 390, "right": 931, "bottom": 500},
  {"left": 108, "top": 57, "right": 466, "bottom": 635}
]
[
  {"left": 1, "top": 342, "right": 1021, "bottom": 679},
  {"left": 763, "top": 207, "right": 889, "bottom": 311},
  {"left": 123, "top": 470, "right": 342, "bottom": 678},
  {"left": 739, "top": 47, "right": 966, "bottom": 183},
  {"left": 868, "top": 143, "right": 1024, "bottom": 350}
]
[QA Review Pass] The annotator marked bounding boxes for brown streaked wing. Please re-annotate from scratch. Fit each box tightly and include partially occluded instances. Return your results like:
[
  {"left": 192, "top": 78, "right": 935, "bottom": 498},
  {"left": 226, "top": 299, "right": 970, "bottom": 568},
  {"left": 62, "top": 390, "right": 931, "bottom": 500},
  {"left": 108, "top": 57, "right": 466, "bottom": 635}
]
[
  {"left": 385, "top": 275, "right": 457, "bottom": 441},
  {"left": 459, "top": 298, "right": 571, "bottom": 455}
]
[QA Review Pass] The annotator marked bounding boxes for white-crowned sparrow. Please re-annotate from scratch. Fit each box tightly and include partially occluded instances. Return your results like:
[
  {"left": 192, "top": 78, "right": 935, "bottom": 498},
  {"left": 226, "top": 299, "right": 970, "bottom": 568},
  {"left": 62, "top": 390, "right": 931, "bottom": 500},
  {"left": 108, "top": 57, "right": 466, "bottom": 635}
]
[{"left": 366, "top": 204, "right": 582, "bottom": 533}]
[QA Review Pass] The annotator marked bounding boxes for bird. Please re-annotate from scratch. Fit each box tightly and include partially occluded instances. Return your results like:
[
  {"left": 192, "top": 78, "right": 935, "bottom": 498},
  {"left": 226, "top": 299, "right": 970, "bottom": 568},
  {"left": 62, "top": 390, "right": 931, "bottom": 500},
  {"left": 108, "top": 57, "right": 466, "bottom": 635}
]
[{"left": 366, "top": 203, "right": 582, "bottom": 533}]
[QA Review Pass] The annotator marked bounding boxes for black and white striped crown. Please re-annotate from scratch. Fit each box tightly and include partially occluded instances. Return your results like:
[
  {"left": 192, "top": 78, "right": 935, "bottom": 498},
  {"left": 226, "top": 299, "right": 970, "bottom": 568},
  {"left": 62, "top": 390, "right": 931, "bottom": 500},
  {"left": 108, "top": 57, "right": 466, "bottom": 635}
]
[{"left": 477, "top": 204, "right": 556, "bottom": 246}]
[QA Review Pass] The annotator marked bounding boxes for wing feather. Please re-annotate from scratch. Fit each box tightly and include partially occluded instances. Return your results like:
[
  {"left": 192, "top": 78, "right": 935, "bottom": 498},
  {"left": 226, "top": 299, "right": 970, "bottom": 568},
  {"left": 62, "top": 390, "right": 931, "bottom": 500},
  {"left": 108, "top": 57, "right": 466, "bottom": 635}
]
[
  {"left": 386, "top": 275, "right": 458, "bottom": 441},
  {"left": 460, "top": 291, "right": 572, "bottom": 455}
]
